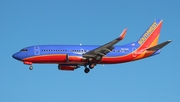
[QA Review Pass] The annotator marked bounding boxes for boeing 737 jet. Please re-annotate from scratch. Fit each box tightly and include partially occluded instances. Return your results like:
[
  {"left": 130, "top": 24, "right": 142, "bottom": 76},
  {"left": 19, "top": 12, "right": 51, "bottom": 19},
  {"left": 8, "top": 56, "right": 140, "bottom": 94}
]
[{"left": 12, "top": 19, "right": 171, "bottom": 73}]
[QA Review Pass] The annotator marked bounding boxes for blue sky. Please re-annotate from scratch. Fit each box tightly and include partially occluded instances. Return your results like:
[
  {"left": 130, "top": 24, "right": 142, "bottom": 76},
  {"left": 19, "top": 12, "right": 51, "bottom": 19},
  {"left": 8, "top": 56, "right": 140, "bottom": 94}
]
[{"left": 0, "top": 0, "right": 179, "bottom": 102}]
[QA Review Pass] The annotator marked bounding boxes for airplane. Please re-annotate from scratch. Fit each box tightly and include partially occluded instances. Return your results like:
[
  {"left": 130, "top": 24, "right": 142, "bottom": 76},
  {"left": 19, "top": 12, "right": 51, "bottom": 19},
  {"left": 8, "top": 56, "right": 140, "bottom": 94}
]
[{"left": 12, "top": 19, "right": 171, "bottom": 73}]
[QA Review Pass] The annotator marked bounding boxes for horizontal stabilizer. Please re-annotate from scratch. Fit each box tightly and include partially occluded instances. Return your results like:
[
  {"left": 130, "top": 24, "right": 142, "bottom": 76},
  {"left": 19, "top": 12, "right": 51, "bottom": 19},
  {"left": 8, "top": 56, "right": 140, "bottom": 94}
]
[{"left": 147, "top": 40, "right": 172, "bottom": 50}]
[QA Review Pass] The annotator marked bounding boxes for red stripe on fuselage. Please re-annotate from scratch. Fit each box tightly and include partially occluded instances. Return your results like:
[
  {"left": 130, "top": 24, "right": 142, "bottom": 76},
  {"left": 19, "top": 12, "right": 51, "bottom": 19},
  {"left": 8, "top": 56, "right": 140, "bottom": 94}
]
[
  {"left": 22, "top": 50, "right": 154, "bottom": 65},
  {"left": 23, "top": 54, "right": 67, "bottom": 63},
  {"left": 23, "top": 54, "right": 85, "bottom": 64}
]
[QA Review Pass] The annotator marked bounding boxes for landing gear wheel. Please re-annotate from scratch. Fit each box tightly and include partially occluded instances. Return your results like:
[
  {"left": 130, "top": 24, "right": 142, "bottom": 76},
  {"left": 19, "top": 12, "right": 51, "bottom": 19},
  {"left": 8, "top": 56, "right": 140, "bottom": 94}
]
[
  {"left": 29, "top": 66, "right": 33, "bottom": 70},
  {"left": 89, "top": 64, "right": 95, "bottom": 69},
  {"left": 84, "top": 68, "right": 90, "bottom": 73}
]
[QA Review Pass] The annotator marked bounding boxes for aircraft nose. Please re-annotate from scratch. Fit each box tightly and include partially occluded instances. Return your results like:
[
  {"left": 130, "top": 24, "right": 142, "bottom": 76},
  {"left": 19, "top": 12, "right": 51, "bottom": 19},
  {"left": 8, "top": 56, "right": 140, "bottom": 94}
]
[{"left": 12, "top": 53, "right": 21, "bottom": 60}]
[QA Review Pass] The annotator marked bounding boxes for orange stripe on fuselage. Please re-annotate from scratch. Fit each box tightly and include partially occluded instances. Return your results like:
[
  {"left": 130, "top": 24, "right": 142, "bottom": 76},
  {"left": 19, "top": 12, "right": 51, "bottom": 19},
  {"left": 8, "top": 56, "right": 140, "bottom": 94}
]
[{"left": 134, "top": 50, "right": 146, "bottom": 60}]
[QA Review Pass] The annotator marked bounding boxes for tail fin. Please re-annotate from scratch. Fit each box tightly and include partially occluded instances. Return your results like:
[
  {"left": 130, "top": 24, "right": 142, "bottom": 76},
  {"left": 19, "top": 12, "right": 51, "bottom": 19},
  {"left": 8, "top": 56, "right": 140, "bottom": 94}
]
[{"left": 137, "top": 19, "right": 163, "bottom": 48}]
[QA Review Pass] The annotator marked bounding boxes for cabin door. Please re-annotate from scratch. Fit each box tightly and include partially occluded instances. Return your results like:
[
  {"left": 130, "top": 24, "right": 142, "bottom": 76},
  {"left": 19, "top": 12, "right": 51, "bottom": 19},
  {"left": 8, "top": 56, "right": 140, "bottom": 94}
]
[
  {"left": 132, "top": 47, "right": 137, "bottom": 57},
  {"left": 34, "top": 46, "right": 40, "bottom": 55}
]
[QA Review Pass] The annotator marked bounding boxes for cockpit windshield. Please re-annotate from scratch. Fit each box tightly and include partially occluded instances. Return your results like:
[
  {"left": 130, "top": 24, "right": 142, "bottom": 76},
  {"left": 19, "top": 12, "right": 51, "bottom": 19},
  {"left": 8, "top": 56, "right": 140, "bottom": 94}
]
[{"left": 20, "top": 49, "right": 28, "bottom": 52}]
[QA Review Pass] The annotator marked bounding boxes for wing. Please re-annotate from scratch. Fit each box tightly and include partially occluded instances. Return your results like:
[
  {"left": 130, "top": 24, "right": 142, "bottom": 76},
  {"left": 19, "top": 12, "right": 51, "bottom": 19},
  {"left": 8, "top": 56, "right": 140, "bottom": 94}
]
[{"left": 83, "top": 28, "right": 127, "bottom": 61}]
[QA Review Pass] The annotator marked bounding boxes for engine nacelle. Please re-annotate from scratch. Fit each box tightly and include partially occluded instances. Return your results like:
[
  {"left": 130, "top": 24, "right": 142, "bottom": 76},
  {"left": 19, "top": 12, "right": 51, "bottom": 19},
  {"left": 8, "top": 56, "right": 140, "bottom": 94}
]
[{"left": 58, "top": 65, "right": 77, "bottom": 71}]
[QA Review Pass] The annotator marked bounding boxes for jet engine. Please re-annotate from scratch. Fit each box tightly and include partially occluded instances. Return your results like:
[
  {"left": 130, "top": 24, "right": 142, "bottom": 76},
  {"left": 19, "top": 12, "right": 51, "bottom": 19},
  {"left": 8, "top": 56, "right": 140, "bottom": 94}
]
[{"left": 58, "top": 65, "right": 78, "bottom": 71}]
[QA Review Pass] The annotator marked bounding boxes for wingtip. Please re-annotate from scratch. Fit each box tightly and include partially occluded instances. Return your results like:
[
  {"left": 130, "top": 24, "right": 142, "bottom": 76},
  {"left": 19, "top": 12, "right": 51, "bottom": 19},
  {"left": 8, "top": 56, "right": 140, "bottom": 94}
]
[
  {"left": 124, "top": 28, "right": 128, "bottom": 32},
  {"left": 167, "top": 40, "right": 172, "bottom": 42},
  {"left": 118, "top": 28, "right": 127, "bottom": 40}
]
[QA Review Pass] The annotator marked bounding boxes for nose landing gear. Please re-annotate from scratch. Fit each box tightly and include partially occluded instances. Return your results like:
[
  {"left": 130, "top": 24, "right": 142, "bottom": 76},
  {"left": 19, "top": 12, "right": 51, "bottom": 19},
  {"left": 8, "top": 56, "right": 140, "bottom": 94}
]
[
  {"left": 23, "top": 61, "right": 33, "bottom": 70},
  {"left": 29, "top": 65, "right": 33, "bottom": 70}
]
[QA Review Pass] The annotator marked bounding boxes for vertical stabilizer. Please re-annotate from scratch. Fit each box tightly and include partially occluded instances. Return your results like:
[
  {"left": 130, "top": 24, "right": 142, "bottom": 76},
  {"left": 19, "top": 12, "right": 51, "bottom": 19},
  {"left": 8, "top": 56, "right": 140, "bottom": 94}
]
[{"left": 137, "top": 19, "right": 163, "bottom": 48}]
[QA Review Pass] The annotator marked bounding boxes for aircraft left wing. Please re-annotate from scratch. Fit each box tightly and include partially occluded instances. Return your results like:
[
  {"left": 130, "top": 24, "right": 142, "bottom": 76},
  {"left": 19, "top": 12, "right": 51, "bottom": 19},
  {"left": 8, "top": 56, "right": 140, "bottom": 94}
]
[{"left": 83, "top": 28, "right": 127, "bottom": 61}]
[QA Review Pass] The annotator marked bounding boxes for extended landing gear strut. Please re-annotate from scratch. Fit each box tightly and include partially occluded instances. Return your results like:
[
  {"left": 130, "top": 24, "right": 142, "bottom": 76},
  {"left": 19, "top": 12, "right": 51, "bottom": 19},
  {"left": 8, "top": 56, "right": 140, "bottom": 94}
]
[{"left": 29, "top": 65, "right": 33, "bottom": 70}]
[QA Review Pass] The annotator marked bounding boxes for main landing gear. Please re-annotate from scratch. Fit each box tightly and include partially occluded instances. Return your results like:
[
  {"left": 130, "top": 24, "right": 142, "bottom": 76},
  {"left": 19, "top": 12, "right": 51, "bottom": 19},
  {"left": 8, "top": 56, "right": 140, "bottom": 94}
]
[
  {"left": 84, "top": 63, "right": 96, "bottom": 74},
  {"left": 84, "top": 68, "right": 90, "bottom": 73}
]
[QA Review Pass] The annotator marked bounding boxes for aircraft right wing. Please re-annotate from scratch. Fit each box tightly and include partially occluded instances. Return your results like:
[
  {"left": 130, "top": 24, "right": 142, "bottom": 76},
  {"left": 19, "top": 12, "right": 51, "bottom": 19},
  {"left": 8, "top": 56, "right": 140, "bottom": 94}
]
[{"left": 83, "top": 28, "right": 127, "bottom": 61}]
